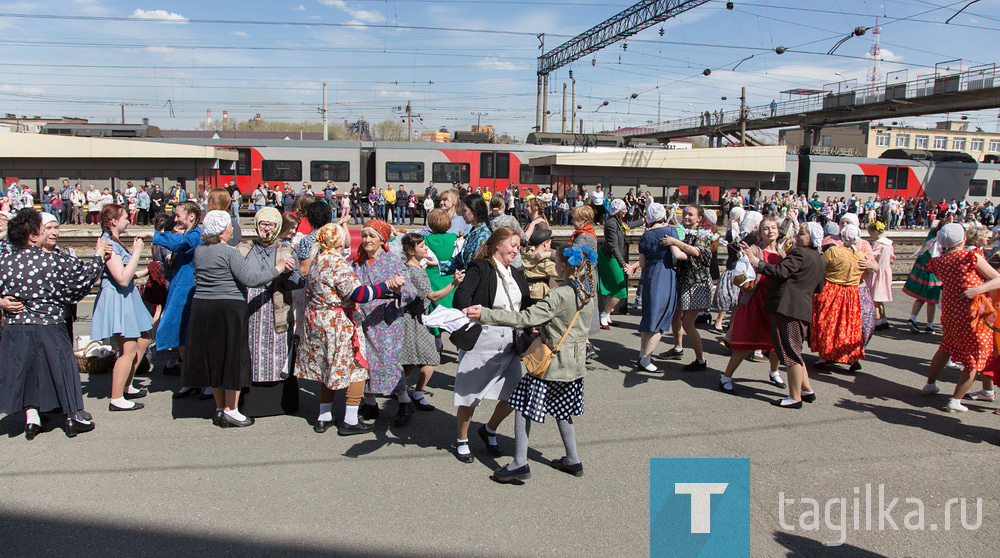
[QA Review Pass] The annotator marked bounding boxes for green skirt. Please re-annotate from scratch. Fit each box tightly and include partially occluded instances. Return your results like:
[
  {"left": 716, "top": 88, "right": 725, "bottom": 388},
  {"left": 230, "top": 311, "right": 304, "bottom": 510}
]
[{"left": 598, "top": 252, "right": 628, "bottom": 299}]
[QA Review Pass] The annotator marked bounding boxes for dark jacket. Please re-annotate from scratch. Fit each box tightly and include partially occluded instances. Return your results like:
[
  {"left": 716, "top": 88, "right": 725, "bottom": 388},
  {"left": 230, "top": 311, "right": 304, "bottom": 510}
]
[
  {"left": 601, "top": 217, "right": 642, "bottom": 268},
  {"left": 453, "top": 258, "right": 530, "bottom": 311},
  {"left": 754, "top": 245, "right": 826, "bottom": 323}
]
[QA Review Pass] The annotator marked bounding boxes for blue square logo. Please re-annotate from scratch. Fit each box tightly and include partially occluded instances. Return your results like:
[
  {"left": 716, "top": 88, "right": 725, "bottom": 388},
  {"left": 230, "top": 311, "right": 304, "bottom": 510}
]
[{"left": 650, "top": 458, "right": 751, "bottom": 558}]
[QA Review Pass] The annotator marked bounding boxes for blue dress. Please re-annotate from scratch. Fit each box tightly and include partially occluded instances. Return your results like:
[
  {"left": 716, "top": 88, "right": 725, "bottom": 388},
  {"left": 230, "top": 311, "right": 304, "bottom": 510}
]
[
  {"left": 91, "top": 234, "right": 154, "bottom": 340},
  {"left": 638, "top": 226, "right": 679, "bottom": 333},
  {"left": 152, "top": 227, "right": 202, "bottom": 350}
]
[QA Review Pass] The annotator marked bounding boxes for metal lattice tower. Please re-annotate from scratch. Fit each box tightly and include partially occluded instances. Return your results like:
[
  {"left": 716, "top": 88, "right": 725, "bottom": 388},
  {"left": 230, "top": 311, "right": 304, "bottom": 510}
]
[{"left": 867, "top": 17, "right": 881, "bottom": 84}]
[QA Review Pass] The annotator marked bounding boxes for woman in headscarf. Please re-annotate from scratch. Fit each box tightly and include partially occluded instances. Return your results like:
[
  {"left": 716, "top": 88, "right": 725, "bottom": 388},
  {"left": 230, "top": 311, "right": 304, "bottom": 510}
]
[
  {"left": 354, "top": 219, "right": 417, "bottom": 426},
  {"left": 236, "top": 207, "right": 307, "bottom": 418},
  {"left": 810, "top": 224, "right": 868, "bottom": 372},
  {"left": 921, "top": 223, "right": 999, "bottom": 412},
  {"left": 633, "top": 203, "right": 679, "bottom": 373},
  {"left": 489, "top": 196, "right": 526, "bottom": 268},
  {"left": 824, "top": 213, "right": 878, "bottom": 350},
  {"left": 902, "top": 216, "right": 951, "bottom": 334},
  {"left": 298, "top": 223, "right": 403, "bottom": 434},
  {"left": 570, "top": 205, "right": 600, "bottom": 360},
  {"left": 712, "top": 206, "right": 746, "bottom": 333},
  {"left": 182, "top": 210, "right": 296, "bottom": 428},
  {"left": 599, "top": 198, "right": 643, "bottom": 329},
  {"left": 738, "top": 222, "right": 826, "bottom": 407},
  {"left": 661, "top": 205, "right": 716, "bottom": 371}
]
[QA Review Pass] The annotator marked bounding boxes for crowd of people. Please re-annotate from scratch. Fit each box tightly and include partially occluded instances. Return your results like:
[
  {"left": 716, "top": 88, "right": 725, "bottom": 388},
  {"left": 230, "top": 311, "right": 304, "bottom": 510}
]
[{"left": 2, "top": 180, "right": 1000, "bottom": 483}]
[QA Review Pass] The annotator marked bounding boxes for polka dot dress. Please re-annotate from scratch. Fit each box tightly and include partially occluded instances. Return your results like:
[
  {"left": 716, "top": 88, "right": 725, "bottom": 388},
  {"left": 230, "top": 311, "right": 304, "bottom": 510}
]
[
  {"left": 508, "top": 375, "right": 584, "bottom": 423},
  {"left": 928, "top": 250, "right": 995, "bottom": 371}
]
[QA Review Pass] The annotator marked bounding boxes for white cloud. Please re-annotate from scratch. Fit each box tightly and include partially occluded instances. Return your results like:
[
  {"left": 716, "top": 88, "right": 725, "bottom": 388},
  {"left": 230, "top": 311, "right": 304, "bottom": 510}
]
[
  {"left": 871, "top": 48, "right": 903, "bottom": 62},
  {"left": 129, "top": 9, "right": 188, "bottom": 22},
  {"left": 294, "top": 4, "right": 306, "bottom": 10},
  {"left": 0, "top": 84, "right": 46, "bottom": 95},
  {"left": 320, "top": 0, "right": 384, "bottom": 23},
  {"left": 476, "top": 57, "right": 529, "bottom": 71},
  {"left": 231, "top": 30, "right": 250, "bottom": 38},
  {"left": 377, "top": 88, "right": 414, "bottom": 98},
  {"left": 145, "top": 45, "right": 175, "bottom": 53}
]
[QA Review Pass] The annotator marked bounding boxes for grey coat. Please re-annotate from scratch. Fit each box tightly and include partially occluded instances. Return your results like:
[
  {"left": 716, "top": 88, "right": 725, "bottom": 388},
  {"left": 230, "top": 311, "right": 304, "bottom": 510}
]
[{"left": 479, "top": 284, "right": 593, "bottom": 382}]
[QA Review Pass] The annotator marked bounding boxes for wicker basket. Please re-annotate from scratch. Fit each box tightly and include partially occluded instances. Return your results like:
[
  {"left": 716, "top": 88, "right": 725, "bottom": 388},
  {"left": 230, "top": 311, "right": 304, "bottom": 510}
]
[{"left": 75, "top": 340, "right": 115, "bottom": 374}]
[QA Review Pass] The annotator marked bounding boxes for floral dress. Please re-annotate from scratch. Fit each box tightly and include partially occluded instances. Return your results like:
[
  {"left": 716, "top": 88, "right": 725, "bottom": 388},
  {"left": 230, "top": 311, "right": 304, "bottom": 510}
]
[
  {"left": 297, "top": 251, "right": 369, "bottom": 391},
  {"left": 927, "top": 250, "right": 994, "bottom": 371},
  {"left": 440, "top": 222, "right": 490, "bottom": 275},
  {"left": 677, "top": 230, "right": 713, "bottom": 310},
  {"left": 355, "top": 250, "right": 416, "bottom": 395}
]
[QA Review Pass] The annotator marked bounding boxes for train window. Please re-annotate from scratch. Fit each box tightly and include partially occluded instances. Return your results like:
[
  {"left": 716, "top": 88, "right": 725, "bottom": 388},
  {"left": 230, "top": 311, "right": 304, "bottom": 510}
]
[
  {"left": 969, "top": 179, "right": 988, "bottom": 197},
  {"left": 496, "top": 153, "right": 510, "bottom": 179},
  {"left": 262, "top": 160, "right": 302, "bottom": 182},
  {"left": 885, "top": 166, "right": 909, "bottom": 190},
  {"left": 992, "top": 180, "right": 1000, "bottom": 197},
  {"left": 815, "top": 173, "right": 845, "bottom": 192},
  {"left": 386, "top": 162, "right": 424, "bottom": 183},
  {"left": 480, "top": 152, "right": 511, "bottom": 180},
  {"left": 480, "top": 153, "right": 494, "bottom": 179},
  {"left": 310, "top": 160, "right": 350, "bottom": 182},
  {"left": 850, "top": 175, "right": 880, "bottom": 193},
  {"left": 236, "top": 148, "right": 251, "bottom": 176},
  {"left": 519, "top": 164, "right": 550, "bottom": 185},
  {"left": 432, "top": 162, "right": 470, "bottom": 183}
]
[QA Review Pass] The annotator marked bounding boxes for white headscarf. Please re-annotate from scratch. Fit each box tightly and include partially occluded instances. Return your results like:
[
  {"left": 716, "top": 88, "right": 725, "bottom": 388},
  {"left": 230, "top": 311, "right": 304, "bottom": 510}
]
[
  {"left": 645, "top": 202, "right": 666, "bottom": 224},
  {"left": 40, "top": 212, "right": 57, "bottom": 226},
  {"left": 704, "top": 209, "right": 717, "bottom": 226},
  {"left": 739, "top": 211, "right": 763, "bottom": 237},
  {"left": 937, "top": 223, "right": 965, "bottom": 250},
  {"left": 807, "top": 222, "right": 824, "bottom": 248},
  {"left": 824, "top": 222, "right": 840, "bottom": 237},
  {"left": 202, "top": 210, "right": 232, "bottom": 237},
  {"left": 609, "top": 198, "right": 627, "bottom": 217},
  {"left": 728, "top": 206, "right": 745, "bottom": 241},
  {"left": 841, "top": 224, "right": 861, "bottom": 247},
  {"left": 839, "top": 213, "right": 860, "bottom": 228}
]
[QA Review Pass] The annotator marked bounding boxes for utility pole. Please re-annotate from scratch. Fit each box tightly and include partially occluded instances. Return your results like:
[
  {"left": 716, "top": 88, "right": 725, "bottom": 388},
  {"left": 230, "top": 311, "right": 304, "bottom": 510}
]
[
  {"left": 542, "top": 74, "right": 549, "bottom": 132},
  {"left": 571, "top": 71, "right": 577, "bottom": 133},
  {"left": 739, "top": 86, "right": 747, "bottom": 146},
  {"left": 406, "top": 101, "right": 413, "bottom": 142},
  {"left": 471, "top": 111, "right": 488, "bottom": 128},
  {"left": 121, "top": 104, "right": 125, "bottom": 124},
  {"left": 322, "top": 82, "right": 329, "bottom": 141},
  {"left": 561, "top": 83, "right": 567, "bottom": 133},
  {"left": 535, "top": 33, "right": 544, "bottom": 131}
]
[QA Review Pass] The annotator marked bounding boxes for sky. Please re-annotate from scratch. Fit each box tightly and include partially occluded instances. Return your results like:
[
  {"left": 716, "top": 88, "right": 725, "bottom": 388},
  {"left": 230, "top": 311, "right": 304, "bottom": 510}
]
[{"left": 0, "top": 0, "right": 998, "bottom": 140}]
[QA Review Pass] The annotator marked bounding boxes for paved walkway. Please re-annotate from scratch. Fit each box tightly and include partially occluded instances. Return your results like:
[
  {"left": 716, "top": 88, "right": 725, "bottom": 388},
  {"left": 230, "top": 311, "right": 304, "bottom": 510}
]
[{"left": 1, "top": 296, "right": 997, "bottom": 557}]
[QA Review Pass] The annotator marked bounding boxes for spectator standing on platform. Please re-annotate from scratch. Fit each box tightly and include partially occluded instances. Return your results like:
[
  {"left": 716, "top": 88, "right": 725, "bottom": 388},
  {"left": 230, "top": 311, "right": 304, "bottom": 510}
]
[
  {"left": 383, "top": 186, "right": 397, "bottom": 224},
  {"left": 59, "top": 180, "right": 73, "bottom": 224},
  {"left": 150, "top": 183, "right": 164, "bottom": 217},
  {"left": 590, "top": 185, "right": 605, "bottom": 225},
  {"left": 395, "top": 184, "right": 407, "bottom": 225},
  {"left": 70, "top": 184, "right": 85, "bottom": 225},
  {"left": 86, "top": 185, "right": 102, "bottom": 225},
  {"left": 136, "top": 185, "right": 150, "bottom": 226}
]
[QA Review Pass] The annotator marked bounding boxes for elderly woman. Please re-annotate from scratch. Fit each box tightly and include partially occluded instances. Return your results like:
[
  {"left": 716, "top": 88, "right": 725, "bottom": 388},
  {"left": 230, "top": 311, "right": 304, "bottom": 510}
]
[
  {"left": 0, "top": 209, "right": 108, "bottom": 438},
  {"left": 354, "top": 219, "right": 417, "bottom": 426},
  {"left": 298, "top": 224, "right": 403, "bottom": 435},
  {"left": 632, "top": 203, "right": 679, "bottom": 373},
  {"left": 712, "top": 206, "right": 746, "bottom": 333},
  {"left": 236, "top": 208, "right": 306, "bottom": 418},
  {"left": 465, "top": 244, "right": 597, "bottom": 482},
  {"left": 451, "top": 227, "right": 530, "bottom": 463},
  {"left": 182, "top": 210, "right": 296, "bottom": 428},
  {"left": 661, "top": 205, "right": 715, "bottom": 371},
  {"left": 810, "top": 224, "right": 868, "bottom": 372},
  {"left": 599, "top": 198, "right": 643, "bottom": 329},
  {"left": 822, "top": 213, "right": 878, "bottom": 348}
]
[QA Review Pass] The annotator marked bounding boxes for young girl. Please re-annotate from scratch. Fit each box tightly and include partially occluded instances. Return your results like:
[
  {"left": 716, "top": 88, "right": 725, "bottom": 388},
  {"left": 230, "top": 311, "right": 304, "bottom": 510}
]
[
  {"left": 866, "top": 222, "right": 895, "bottom": 331},
  {"left": 399, "top": 233, "right": 464, "bottom": 412}
]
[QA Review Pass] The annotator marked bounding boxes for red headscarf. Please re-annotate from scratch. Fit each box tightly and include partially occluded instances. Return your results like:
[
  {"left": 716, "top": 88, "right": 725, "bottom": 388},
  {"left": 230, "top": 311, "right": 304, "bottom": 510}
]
[{"left": 355, "top": 219, "right": 393, "bottom": 265}]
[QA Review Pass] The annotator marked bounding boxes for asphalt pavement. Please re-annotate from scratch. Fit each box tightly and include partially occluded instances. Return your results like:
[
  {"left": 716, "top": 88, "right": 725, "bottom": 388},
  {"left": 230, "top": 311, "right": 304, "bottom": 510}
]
[{"left": 1, "top": 294, "right": 997, "bottom": 557}]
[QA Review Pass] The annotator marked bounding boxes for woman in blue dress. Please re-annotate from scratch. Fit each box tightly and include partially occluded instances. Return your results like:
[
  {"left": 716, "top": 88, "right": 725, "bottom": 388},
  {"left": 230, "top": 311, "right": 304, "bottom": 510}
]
[
  {"left": 145, "top": 200, "right": 203, "bottom": 375},
  {"left": 91, "top": 204, "right": 155, "bottom": 411},
  {"left": 630, "top": 202, "right": 679, "bottom": 373}
]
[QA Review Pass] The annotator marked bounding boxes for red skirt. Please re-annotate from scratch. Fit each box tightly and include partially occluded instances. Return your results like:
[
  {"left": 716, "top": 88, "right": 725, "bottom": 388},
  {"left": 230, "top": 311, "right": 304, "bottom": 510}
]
[
  {"left": 810, "top": 282, "right": 864, "bottom": 363},
  {"left": 730, "top": 285, "right": 772, "bottom": 351}
]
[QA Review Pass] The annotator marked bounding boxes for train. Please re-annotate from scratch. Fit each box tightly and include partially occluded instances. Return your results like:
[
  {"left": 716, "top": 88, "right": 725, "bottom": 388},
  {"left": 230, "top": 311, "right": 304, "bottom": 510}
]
[{"left": 5, "top": 123, "right": 1000, "bottom": 205}]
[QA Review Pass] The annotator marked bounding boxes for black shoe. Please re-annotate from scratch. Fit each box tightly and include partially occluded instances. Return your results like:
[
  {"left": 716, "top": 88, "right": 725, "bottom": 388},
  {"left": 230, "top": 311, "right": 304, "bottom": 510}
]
[
  {"left": 801, "top": 392, "right": 817, "bottom": 403},
  {"left": 908, "top": 319, "right": 920, "bottom": 333},
  {"left": 585, "top": 344, "right": 597, "bottom": 362},
  {"left": 493, "top": 464, "right": 531, "bottom": 483},
  {"left": 337, "top": 421, "right": 375, "bottom": 436},
  {"left": 768, "top": 373, "right": 787, "bottom": 390},
  {"left": 454, "top": 444, "right": 474, "bottom": 463},
  {"left": 550, "top": 457, "right": 584, "bottom": 477},
  {"left": 683, "top": 360, "right": 707, "bottom": 371},
  {"left": 478, "top": 424, "right": 503, "bottom": 456},
  {"left": 25, "top": 423, "right": 41, "bottom": 441},
  {"left": 718, "top": 379, "right": 736, "bottom": 394},
  {"left": 63, "top": 416, "right": 95, "bottom": 438},
  {"left": 923, "top": 326, "right": 935, "bottom": 335},
  {"left": 212, "top": 410, "right": 224, "bottom": 427},
  {"left": 635, "top": 360, "right": 661, "bottom": 374},
  {"left": 392, "top": 403, "right": 413, "bottom": 427},
  {"left": 162, "top": 365, "right": 182, "bottom": 376},
  {"left": 219, "top": 413, "right": 254, "bottom": 428},
  {"left": 172, "top": 387, "right": 198, "bottom": 399},
  {"left": 849, "top": 362, "right": 862, "bottom": 372},
  {"left": 770, "top": 398, "right": 803, "bottom": 409},
  {"left": 134, "top": 356, "right": 151, "bottom": 376},
  {"left": 413, "top": 397, "right": 436, "bottom": 412},
  {"left": 663, "top": 348, "right": 684, "bottom": 360},
  {"left": 123, "top": 388, "right": 148, "bottom": 400},
  {"left": 313, "top": 419, "right": 334, "bottom": 433},
  {"left": 359, "top": 403, "right": 380, "bottom": 421},
  {"left": 109, "top": 401, "right": 145, "bottom": 412}
]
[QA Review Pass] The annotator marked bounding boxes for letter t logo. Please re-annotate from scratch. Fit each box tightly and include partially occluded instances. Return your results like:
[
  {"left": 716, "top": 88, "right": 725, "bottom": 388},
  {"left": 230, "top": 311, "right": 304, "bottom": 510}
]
[{"left": 675, "top": 483, "right": 729, "bottom": 534}]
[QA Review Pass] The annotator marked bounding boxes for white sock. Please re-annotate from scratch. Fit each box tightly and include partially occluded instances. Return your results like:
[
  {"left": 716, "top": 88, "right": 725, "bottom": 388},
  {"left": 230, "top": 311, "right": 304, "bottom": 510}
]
[
  {"left": 318, "top": 402, "right": 333, "bottom": 423},
  {"left": 801, "top": 390, "right": 814, "bottom": 396},
  {"left": 984, "top": 390, "right": 995, "bottom": 396},
  {"left": 909, "top": 314, "right": 917, "bottom": 322},
  {"left": 397, "top": 390, "right": 412, "bottom": 404},
  {"left": 364, "top": 394, "right": 377, "bottom": 406},
  {"left": 126, "top": 384, "right": 141, "bottom": 395},
  {"left": 770, "top": 370, "right": 782, "bottom": 380},
  {"left": 720, "top": 375, "right": 733, "bottom": 386},
  {"left": 344, "top": 405, "right": 359, "bottom": 425},
  {"left": 413, "top": 390, "right": 427, "bottom": 403},
  {"left": 74, "top": 413, "right": 92, "bottom": 425},
  {"left": 639, "top": 354, "right": 657, "bottom": 372},
  {"left": 224, "top": 408, "right": 247, "bottom": 421},
  {"left": 202, "top": 387, "right": 213, "bottom": 395},
  {"left": 484, "top": 425, "right": 498, "bottom": 444},
  {"left": 779, "top": 397, "right": 800, "bottom": 406},
  {"left": 110, "top": 397, "right": 135, "bottom": 409},
  {"left": 25, "top": 408, "right": 40, "bottom": 426},
  {"left": 435, "top": 337, "right": 443, "bottom": 351},
  {"left": 600, "top": 312, "right": 610, "bottom": 325},
  {"left": 926, "top": 322, "right": 933, "bottom": 328},
  {"left": 456, "top": 438, "right": 471, "bottom": 455}
]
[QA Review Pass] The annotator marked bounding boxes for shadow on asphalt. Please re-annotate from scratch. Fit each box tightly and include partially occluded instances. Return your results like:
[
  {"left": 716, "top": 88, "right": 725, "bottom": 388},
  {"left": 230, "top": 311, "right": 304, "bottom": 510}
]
[
  {"left": 773, "top": 531, "right": 890, "bottom": 557},
  {"left": 834, "top": 399, "right": 999, "bottom": 445}
]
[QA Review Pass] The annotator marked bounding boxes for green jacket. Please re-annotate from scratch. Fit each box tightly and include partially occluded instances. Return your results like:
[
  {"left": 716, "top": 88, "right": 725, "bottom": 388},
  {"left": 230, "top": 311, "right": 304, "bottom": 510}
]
[{"left": 479, "top": 284, "right": 593, "bottom": 382}]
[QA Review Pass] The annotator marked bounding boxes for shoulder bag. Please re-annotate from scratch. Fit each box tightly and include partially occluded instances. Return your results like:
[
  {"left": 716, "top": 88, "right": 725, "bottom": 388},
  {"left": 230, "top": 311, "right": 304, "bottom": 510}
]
[{"left": 522, "top": 306, "right": 581, "bottom": 379}]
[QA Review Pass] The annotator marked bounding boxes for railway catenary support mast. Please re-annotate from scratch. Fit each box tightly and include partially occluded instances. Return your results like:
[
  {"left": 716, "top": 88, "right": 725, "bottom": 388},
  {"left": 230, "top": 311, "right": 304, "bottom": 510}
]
[{"left": 562, "top": 82, "right": 568, "bottom": 133}]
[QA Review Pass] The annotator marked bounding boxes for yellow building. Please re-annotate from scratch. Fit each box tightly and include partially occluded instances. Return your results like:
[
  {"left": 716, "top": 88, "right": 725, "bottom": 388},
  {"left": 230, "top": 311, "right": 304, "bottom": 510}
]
[
  {"left": 421, "top": 129, "right": 450, "bottom": 143},
  {"left": 779, "top": 121, "right": 1000, "bottom": 161}
]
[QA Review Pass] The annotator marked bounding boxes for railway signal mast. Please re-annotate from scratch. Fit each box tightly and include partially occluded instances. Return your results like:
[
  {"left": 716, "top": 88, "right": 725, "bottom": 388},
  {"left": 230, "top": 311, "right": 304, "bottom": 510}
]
[{"left": 867, "top": 17, "right": 881, "bottom": 84}]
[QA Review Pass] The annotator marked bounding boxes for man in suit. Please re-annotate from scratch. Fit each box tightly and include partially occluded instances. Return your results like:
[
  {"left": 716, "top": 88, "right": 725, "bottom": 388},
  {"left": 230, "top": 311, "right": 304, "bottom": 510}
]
[{"left": 740, "top": 221, "right": 826, "bottom": 409}]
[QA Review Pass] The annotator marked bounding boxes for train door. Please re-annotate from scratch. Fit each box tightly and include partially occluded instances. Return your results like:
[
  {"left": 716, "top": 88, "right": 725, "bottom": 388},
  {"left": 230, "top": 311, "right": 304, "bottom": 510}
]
[{"left": 479, "top": 151, "right": 511, "bottom": 194}]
